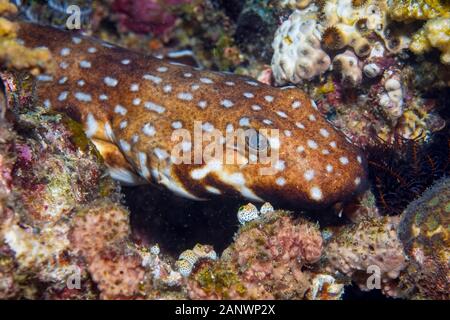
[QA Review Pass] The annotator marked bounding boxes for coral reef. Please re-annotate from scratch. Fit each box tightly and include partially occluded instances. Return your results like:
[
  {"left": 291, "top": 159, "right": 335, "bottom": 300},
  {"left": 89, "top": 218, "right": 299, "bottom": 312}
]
[
  {"left": 397, "top": 177, "right": 449, "bottom": 300},
  {"left": 187, "top": 208, "right": 327, "bottom": 300},
  {"left": 271, "top": 0, "right": 390, "bottom": 85},
  {"left": 270, "top": 0, "right": 448, "bottom": 146},
  {"left": 173, "top": 0, "right": 244, "bottom": 70},
  {"left": 0, "top": 97, "right": 118, "bottom": 298},
  {"left": 69, "top": 201, "right": 146, "bottom": 299},
  {"left": 332, "top": 50, "right": 363, "bottom": 87},
  {"left": 389, "top": 0, "right": 450, "bottom": 65},
  {"left": 380, "top": 71, "right": 404, "bottom": 119},
  {"left": 0, "top": 0, "right": 448, "bottom": 302},
  {"left": 0, "top": 95, "right": 186, "bottom": 299}
]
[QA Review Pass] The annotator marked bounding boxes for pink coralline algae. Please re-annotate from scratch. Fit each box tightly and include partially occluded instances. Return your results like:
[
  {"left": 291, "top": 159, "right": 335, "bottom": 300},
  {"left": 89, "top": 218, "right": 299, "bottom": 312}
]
[
  {"left": 112, "top": 0, "right": 191, "bottom": 35},
  {"left": 187, "top": 211, "right": 325, "bottom": 300},
  {"left": 69, "top": 201, "right": 146, "bottom": 299}
]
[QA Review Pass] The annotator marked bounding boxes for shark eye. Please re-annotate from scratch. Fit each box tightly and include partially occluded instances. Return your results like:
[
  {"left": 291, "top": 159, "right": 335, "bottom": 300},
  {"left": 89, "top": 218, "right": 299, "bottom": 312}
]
[{"left": 246, "top": 129, "right": 269, "bottom": 153}]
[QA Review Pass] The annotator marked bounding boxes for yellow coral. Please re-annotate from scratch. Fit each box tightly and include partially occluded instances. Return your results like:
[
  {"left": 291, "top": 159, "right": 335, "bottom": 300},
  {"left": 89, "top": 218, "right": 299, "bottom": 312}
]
[
  {"left": 0, "top": 39, "right": 55, "bottom": 75},
  {"left": 0, "top": 0, "right": 17, "bottom": 16},
  {"left": 398, "top": 110, "right": 428, "bottom": 140},
  {"left": 0, "top": 16, "right": 16, "bottom": 37},
  {"left": 410, "top": 17, "right": 450, "bottom": 65},
  {"left": 314, "top": 78, "right": 335, "bottom": 95},
  {"left": 390, "top": 0, "right": 450, "bottom": 22},
  {"left": 318, "top": 0, "right": 449, "bottom": 64},
  {"left": 0, "top": 1, "right": 54, "bottom": 75}
]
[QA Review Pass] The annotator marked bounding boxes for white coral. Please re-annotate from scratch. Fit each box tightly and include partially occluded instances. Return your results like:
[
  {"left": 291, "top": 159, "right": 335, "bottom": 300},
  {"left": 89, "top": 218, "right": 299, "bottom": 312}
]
[
  {"left": 271, "top": 7, "right": 331, "bottom": 85},
  {"left": 378, "top": 71, "right": 404, "bottom": 120}
]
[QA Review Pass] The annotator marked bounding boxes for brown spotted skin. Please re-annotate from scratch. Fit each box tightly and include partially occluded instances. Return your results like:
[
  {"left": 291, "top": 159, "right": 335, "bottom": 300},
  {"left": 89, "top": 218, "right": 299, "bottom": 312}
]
[{"left": 18, "top": 22, "right": 367, "bottom": 209}]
